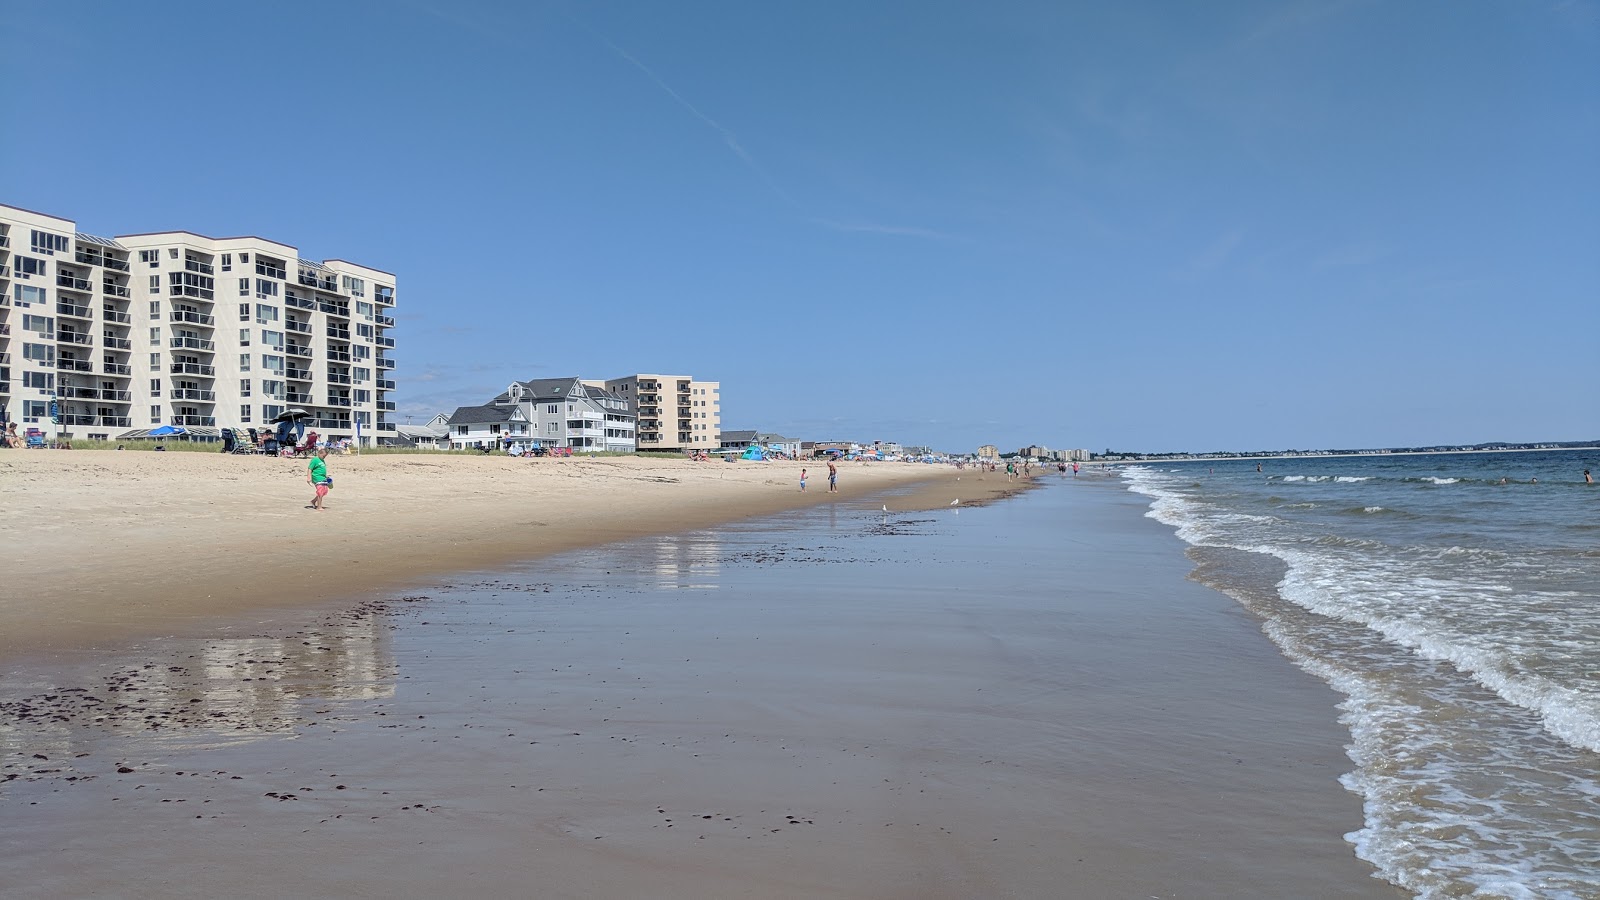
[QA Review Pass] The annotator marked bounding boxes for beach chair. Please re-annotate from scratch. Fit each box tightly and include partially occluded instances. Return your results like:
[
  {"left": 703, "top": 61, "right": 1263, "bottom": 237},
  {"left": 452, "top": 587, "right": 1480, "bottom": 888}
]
[
  {"left": 230, "top": 428, "right": 260, "bottom": 455},
  {"left": 292, "top": 430, "right": 319, "bottom": 457}
]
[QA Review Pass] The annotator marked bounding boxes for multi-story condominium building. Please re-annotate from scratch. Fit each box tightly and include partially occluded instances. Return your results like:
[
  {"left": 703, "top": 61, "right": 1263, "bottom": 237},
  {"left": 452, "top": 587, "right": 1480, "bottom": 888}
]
[
  {"left": 0, "top": 204, "right": 397, "bottom": 444},
  {"left": 602, "top": 373, "right": 719, "bottom": 453},
  {"left": 455, "top": 377, "right": 635, "bottom": 453}
]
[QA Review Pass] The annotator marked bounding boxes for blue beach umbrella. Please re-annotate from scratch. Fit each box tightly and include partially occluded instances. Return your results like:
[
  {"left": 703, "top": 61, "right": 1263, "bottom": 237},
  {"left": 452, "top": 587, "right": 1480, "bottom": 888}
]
[{"left": 147, "top": 424, "right": 188, "bottom": 437}]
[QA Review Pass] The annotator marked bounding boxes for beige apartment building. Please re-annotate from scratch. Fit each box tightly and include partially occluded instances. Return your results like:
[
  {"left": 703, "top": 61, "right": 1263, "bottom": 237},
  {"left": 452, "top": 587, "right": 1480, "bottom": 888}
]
[
  {"left": 1, "top": 204, "right": 396, "bottom": 445},
  {"left": 602, "top": 373, "right": 719, "bottom": 453}
]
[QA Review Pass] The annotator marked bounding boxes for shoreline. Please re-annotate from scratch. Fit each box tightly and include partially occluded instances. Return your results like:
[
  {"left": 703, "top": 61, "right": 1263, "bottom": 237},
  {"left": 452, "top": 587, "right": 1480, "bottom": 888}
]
[
  {"left": 0, "top": 466, "right": 1398, "bottom": 898},
  {"left": 0, "top": 451, "right": 1028, "bottom": 661}
]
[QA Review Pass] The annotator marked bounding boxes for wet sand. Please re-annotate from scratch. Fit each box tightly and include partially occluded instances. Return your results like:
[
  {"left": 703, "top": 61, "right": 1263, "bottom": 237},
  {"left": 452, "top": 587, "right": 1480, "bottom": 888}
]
[{"left": 0, "top": 474, "right": 1403, "bottom": 898}]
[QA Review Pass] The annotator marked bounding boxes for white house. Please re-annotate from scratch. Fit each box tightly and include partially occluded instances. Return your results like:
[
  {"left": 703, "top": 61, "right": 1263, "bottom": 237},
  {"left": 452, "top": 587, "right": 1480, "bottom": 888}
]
[
  {"left": 446, "top": 403, "right": 530, "bottom": 451},
  {"left": 489, "top": 377, "right": 635, "bottom": 453}
]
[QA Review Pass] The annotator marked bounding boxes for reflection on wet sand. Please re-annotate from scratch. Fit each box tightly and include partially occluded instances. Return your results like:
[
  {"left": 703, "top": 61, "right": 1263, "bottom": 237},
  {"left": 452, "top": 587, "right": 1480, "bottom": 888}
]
[
  {"left": 648, "top": 531, "right": 721, "bottom": 590},
  {"left": 0, "top": 600, "right": 399, "bottom": 791}
]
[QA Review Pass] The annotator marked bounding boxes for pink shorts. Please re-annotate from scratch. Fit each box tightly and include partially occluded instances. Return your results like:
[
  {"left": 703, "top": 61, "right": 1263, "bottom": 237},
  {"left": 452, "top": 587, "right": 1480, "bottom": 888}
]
[{"left": 315, "top": 484, "right": 329, "bottom": 498}]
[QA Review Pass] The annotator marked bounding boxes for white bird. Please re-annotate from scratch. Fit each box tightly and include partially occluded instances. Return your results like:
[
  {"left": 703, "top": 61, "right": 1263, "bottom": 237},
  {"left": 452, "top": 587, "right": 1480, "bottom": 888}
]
[
  {"left": 882, "top": 504, "right": 888, "bottom": 512},
  {"left": 950, "top": 499, "right": 960, "bottom": 506}
]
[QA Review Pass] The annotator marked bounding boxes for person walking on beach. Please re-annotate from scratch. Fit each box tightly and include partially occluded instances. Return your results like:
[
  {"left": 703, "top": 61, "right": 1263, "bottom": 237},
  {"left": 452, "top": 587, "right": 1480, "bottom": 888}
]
[
  {"left": 306, "top": 448, "right": 331, "bottom": 510},
  {"left": 827, "top": 460, "right": 838, "bottom": 493},
  {"left": 799, "top": 468, "right": 808, "bottom": 492}
]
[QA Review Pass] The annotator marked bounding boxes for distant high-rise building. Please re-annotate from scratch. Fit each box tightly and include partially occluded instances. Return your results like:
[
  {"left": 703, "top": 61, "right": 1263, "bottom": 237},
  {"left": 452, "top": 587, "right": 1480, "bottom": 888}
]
[
  {"left": 603, "top": 373, "right": 720, "bottom": 453},
  {"left": 1, "top": 203, "right": 397, "bottom": 445}
]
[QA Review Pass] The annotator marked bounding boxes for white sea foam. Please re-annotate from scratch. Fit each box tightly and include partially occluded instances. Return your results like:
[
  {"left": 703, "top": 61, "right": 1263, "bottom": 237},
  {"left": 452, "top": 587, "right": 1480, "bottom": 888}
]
[
  {"left": 1336, "top": 476, "right": 1370, "bottom": 483},
  {"left": 1423, "top": 477, "right": 1460, "bottom": 485},
  {"left": 1364, "top": 506, "right": 1384, "bottom": 513}
]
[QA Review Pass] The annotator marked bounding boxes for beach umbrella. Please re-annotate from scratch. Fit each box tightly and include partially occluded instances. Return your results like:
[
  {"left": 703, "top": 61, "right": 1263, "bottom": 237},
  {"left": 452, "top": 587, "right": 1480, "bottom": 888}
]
[
  {"left": 147, "top": 424, "right": 188, "bottom": 437},
  {"left": 271, "top": 408, "right": 311, "bottom": 424}
]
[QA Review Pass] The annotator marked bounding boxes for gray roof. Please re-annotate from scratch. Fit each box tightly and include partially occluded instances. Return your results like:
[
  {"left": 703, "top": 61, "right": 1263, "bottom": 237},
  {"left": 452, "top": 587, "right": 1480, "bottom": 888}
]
[
  {"left": 491, "top": 377, "right": 633, "bottom": 415},
  {"left": 447, "top": 404, "right": 517, "bottom": 426},
  {"left": 75, "top": 233, "right": 126, "bottom": 250},
  {"left": 722, "top": 430, "right": 795, "bottom": 444}
]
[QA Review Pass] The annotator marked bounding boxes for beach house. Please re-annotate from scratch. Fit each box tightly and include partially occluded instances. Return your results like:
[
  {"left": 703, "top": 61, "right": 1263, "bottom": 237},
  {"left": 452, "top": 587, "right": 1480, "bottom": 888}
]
[
  {"left": 445, "top": 403, "right": 530, "bottom": 451},
  {"left": 490, "top": 377, "right": 636, "bottom": 453},
  {"left": 719, "top": 430, "right": 802, "bottom": 458}
]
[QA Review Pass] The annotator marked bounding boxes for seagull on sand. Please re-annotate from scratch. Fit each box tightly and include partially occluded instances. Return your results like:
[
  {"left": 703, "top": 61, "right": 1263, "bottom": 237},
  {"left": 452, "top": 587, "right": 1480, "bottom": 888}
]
[{"left": 950, "top": 499, "right": 960, "bottom": 506}]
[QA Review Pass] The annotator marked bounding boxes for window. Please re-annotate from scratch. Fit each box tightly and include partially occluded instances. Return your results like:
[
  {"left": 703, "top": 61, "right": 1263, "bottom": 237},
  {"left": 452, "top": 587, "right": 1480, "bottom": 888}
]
[
  {"left": 352, "top": 367, "right": 370, "bottom": 383},
  {"left": 23, "top": 343, "right": 56, "bottom": 363},
  {"left": 168, "top": 248, "right": 179, "bottom": 259},
  {"left": 149, "top": 353, "right": 160, "bottom": 367},
  {"left": 148, "top": 275, "right": 161, "bottom": 294},
  {"left": 150, "top": 378, "right": 161, "bottom": 397},
  {"left": 355, "top": 301, "right": 373, "bottom": 320},
  {"left": 149, "top": 300, "right": 161, "bottom": 319},
  {"left": 22, "top": 315, "right": 54, "bottom": 336},
  {"left": 254, "top": 279, "right": 279, "bottom": 299},
  {"left": 547, "top": 422, "right": 557, "bottom": 433},
  {"left": 30, "top": 230, "right": 69, "bottom": 255},
  {"left": 149, "top": 327, "right": 161, "bottom": 343},
  {"left": 239, "top": 354, "right": 251, "bottom": 372},
  {"left": 239, "top": 327, "right": 250, "bottom": 346},
  {"left": 262, "top": 355, "right": 284, "bottom": 374},
  {"left": 255, "top": 304, "right": 279, "bottom": 323},
  {"left": 240, "top": 405, "right": 252, "bottom": 424},
  {"left": 352, "top": 345, "right": 371, "bottom": 360},
  {"left": 263, "top": 404, "right": 283, "bottom": 421},
  {"left": 22, "top": 371, "right": 54, "bottom": 390},
  {"left": 261, "top": 330, "right": 284, "bottom": 350},
  {"left": 238, "top": 278, "right": 249, "bottom": 296},
  {"left": 263, "top": 380, "right": 285, "bottom": 400},
  {"left": 255, "top": 256, "right": 286, "bottom": 279},
  {"left": 375, "top": 285, "right": 393, "bottom": 304},
  {"left": 547, "top": 404, "right": 558, "bottom": 414},
  {"left": 342, "top": 275, "right": 365, "bottom": 296},
  {"left": 240, "top": 253, "right": 249, "bottom": 263},
  {"left": 221, "top": 253, "right": 232, "bottom": 272},
  {"left": 150, "top": 406, "right": 161, "bottom": 423},
  {"left": 356, "top": 323, "right": 374, "bottom": 340},
  {"left": 139, "top": 249, "right": 159, "bottom": 267},
  {"left": 353, "top": 389, "right": 370, "bottom": 404},
  {"left": 25, "top": 400, "right": 49, "bottom": 421},
  {"left": 239, "top": 302, "right": 251, "bottom": 322},
  {"left": 15, "top": 256, "right": 46, "bottom": 277}
]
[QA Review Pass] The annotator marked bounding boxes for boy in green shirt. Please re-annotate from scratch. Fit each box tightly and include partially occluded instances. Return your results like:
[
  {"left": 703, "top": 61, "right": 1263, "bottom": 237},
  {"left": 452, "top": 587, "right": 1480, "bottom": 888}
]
[{"left": 306, "top": 448, "right": 330, "bottom": 510}]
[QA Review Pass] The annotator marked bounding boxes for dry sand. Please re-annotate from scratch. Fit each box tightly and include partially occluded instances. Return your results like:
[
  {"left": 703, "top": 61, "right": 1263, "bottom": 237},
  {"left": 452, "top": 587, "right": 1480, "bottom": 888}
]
[{"left": 0, "top": 450, "right": 1017, "bottom": 660}]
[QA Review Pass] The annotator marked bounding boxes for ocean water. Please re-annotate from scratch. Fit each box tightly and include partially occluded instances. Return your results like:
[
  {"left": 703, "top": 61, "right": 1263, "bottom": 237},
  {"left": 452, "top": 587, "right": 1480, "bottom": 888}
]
[{"left": 1123, "top": 450, "right": 1600, "bottom": 899}]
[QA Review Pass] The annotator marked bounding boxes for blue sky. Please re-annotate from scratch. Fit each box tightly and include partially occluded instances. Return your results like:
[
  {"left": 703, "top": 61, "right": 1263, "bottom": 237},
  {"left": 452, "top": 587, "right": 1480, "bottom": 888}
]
[{"left": 4, "top": 1, "right": 1595, "bottom": 452}]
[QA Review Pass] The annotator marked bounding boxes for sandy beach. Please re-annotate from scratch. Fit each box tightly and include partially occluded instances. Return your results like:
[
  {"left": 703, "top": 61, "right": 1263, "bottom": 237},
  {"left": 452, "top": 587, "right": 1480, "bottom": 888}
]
[
  {"left": 0, "top": 464, "right": 1400, "bottom": 898},
  {"left": 0, "top": 451, "right": 1011, "bottom": 660}
]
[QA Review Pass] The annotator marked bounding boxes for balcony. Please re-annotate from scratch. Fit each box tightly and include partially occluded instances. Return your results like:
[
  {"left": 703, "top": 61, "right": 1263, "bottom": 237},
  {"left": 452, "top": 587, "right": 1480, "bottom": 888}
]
[
  {"left": 285, "top": 320, "right": 312, "bottom": 334},
  {"left": 377, "top": 422, "right": 396, "bottom": 432},
  {"left": 318, "top": 301, "right": 349, "bottom": 318},
  {"left": 0, "top": 266, "right": 10, "bottom": 279},
  {"left": 102, "top": 308, "right": 132, "bottom": 324},
  {"left": 377, "top": 379, "right": 396, "bottom": 391},
  {"left": 169, "top": 336, "right": 215, "bottom": 351},
  {"left": 58, "top": 331, "right": 93, "bottom": 346},
  {"left": 74, "top": 251, "right": 130, "bottom": 272},
  {"left": 376, "top": 356, "right": 395, "bottom": 370},
  {"left": 56, "top": 302, "right": 93, "bottom": 319},
  {"left": 375, "top": 290, "right": 395, "bottom": 306},
  {"left": 326, "top": 396, "right": 352, "bottom": 408},
  {"left": 62, "top": 414, "right": 100, "bottom": 426},
  {"left": 56, "top": 274, "right": 93, "bottom": 293},
  {"left": 285, "top": 367, "right": 313, "bottom": 381},
  {"left": 285, "top": 343, "right": 312, "bottom": 358},
  {"left": 101, "top": 335, "right": 133, "bottom": 350},
  {"left": 326, "top": 349, "right": 351, "bottom": 362},
  {"left": 184, "top": 258, "right": 215, "bottom": 275},
  {"left": 102, "top": 282, "right": 130, "bottom": 298},
  {"left": 102, "top": 416, "right": 132, "bottom": 427},
  {"left": 377, "top": 336, "right": 395, "bottom": 348},
  {"left": 0, "top": 351, "right": 8, "bottom": 363},
  {"left": 310, "top": 417, "right": 350, "bottom": 430},
  {"left": 169, "top": 285, "right": 215, "bottom": 301},
  {"left": 0, "top": 324, "right": 8, "bottom": 336},
  {"left": 169, "top": 310, "right": 215, "bottom": 326},
  {"left": 170, "top": 363, "right": 216, "bottom": 376},
  {"left": 286, "top": 391, "right": 314, "bottom": 404},
  {"left": 326, "top": 373, "right": 352, "bottom": 385},
  {"left": 376, "top": 315, "right": 395, "bottom": 327},
  {"left": 170, "top": 389, "right": 216, "bottom": 401},
  {"left": 376, "top": 400, "right": 397, "bottom": 412},
  {"left": 285, "top": 295, "right": 316, "bottom": 311},
  {"left": 327, "top": 327, "right": 350, "bottom": 340},
  {"left": 102, "top": 363, "right": 132, "bottom": 376},
  {"left": 172, "top": 415, "right": 217, "bottom": 426}
]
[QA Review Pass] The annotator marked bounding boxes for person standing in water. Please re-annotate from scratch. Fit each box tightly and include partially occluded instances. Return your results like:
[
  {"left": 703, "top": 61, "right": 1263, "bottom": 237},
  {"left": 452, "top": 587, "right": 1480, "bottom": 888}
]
[{"left": 1585, "top": 469, "right": 1593, "bottom": 484}]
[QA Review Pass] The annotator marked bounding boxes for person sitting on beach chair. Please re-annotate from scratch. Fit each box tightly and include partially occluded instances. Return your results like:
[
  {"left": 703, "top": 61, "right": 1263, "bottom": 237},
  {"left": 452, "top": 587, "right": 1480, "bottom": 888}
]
[{"left": 292, "top": 430, "right": 319, "bottom": 458}]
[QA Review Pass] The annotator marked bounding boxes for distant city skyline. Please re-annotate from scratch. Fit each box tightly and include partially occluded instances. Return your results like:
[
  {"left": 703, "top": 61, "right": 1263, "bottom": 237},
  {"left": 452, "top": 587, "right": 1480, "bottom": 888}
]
[{"left": 3, "top": 1, "right": 1593, "bottom": 452}]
